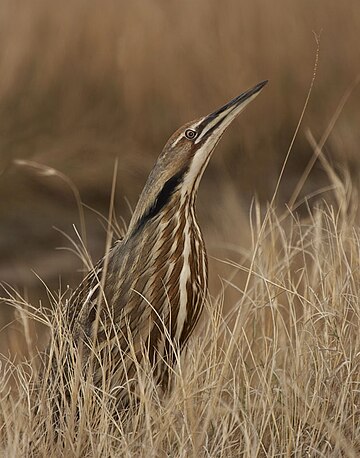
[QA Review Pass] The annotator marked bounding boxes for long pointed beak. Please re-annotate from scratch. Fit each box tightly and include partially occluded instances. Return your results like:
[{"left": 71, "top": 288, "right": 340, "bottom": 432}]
[{"left": 195, "top": 80, "right": 268, "bottom": 144}]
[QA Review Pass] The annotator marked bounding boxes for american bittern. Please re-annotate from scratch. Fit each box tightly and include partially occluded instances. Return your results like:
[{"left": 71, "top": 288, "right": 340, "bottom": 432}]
[{"left": 63, "top": 81, "right": 267, "bottom": 400}]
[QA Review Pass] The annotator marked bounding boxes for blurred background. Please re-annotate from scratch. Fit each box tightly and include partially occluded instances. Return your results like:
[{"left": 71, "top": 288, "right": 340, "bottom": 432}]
[{"left": 0, "top": 0, "right": 359, "bottom": 355}]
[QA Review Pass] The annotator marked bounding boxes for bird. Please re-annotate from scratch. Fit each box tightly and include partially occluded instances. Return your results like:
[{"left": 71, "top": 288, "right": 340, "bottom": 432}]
[{"left": 61, "top": 80, "right": 267, "bottom": 403}]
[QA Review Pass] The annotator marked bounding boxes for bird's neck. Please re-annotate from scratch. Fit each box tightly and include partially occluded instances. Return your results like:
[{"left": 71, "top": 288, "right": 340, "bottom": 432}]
[
  {"left": 104, "top": 189, "right": 207, "bottom": 335},
  {"left": 133, "top": 190, "right": 198, "bottom": 242},
  {"left": 121, "top": 190, "right": 204, "bottom": 283},
  {"left": 127, "top": 179, "right": 198, "bottom": 238}
]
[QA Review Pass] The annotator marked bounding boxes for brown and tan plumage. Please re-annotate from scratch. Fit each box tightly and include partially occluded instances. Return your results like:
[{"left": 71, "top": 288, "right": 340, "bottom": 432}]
[{"left": 63, "top": 80, "right": 267, "bottom": 400}]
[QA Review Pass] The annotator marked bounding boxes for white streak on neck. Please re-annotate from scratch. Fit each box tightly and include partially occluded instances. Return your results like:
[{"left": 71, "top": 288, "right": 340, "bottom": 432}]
[{"left": 175, "top": 202, "right": 191, "bottom": 340}]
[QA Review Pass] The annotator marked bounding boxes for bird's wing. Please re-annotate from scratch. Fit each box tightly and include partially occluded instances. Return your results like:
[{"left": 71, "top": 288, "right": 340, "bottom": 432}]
[{"left": 66, "top": 240, "right": 125, "bottom": 334}]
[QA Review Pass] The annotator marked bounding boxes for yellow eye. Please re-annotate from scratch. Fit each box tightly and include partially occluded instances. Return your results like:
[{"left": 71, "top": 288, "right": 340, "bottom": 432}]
[{"left": 184, "top": 129, "right": 197, "bottom": 140}]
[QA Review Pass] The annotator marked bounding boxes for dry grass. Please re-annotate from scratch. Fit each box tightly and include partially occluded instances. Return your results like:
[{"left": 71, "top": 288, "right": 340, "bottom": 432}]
[
  {"left": 1, "top": 161, "right": 360, "bottom": 456},
  {"left": 1, "top": 1, "right": 360, "bottom": 456}
]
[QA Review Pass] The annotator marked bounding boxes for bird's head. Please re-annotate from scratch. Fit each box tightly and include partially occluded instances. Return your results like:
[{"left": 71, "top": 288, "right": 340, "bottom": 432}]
[{"left": 129, "top": 80, "right": 268, "bottom": 234}]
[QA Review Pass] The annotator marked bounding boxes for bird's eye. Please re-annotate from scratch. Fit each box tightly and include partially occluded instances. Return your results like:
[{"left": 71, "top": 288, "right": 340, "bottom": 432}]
[{"left": 184, "top": 129, "right": 197, "bottom": 140}]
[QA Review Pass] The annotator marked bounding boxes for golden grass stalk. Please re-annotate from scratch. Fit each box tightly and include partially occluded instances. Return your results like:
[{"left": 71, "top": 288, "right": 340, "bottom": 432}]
[{"left": 1, "top": 172, "right": 359, "bottom": 456}]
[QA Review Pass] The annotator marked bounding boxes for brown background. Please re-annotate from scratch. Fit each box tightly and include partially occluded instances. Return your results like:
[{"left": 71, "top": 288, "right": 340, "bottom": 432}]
[{"left": 0, "top": 0, "right": 359, "bottom": 353}]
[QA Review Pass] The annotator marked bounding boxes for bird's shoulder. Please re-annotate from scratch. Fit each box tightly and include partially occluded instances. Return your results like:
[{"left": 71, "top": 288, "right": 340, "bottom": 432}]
[{"left": 67, "top": 240, "right": 126, "bottom": 329}]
